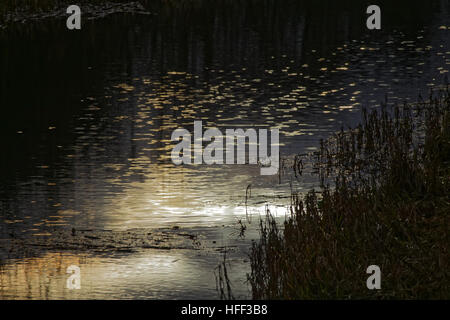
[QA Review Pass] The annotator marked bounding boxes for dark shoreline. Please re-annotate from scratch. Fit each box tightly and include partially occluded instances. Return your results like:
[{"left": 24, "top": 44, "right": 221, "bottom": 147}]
[{"left": 0, "top": 1, "right": 150, "bottom": 30}]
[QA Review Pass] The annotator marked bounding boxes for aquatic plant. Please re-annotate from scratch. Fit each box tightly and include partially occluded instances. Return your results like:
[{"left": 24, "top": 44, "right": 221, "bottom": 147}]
[{"left": 249, "top": 88, "right": 450, "bottom": 299}]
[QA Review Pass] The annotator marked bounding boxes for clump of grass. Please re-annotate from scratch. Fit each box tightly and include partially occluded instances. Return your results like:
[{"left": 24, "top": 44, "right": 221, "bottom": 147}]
[{"left": 249, "top": 88, "right": 450, "bottom": 299}]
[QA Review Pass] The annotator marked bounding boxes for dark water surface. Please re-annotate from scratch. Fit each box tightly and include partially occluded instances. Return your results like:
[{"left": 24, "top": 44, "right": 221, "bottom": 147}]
[{"left": 0, "top": 0, "right": 449, "bottom": 299}]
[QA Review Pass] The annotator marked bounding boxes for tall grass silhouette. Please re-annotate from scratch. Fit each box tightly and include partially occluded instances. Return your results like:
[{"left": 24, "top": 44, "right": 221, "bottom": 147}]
[{"left": 249, "top": 88, "right": 450, "bottom": 299}]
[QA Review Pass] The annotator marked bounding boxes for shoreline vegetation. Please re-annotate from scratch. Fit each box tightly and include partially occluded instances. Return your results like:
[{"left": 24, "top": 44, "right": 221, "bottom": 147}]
[
  {"left": 0, "top": 0, "right": 438, "bottom": 30},
  {"left": 0, "top": 0, "right": 111, "bottom": 18},
  {"left": 248, "top": 88, "right": 450, "bottom": 299},
  {"left": 0, "top": 1, "right": 151, "bottom": 29}
]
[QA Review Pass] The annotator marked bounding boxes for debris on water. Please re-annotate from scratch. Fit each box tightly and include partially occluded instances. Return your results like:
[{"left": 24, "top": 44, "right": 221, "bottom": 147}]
[
  {"left": 84, "top": 235, "right": 100, "bottom": 240},
  {"left": 3, "top": 227, "right": 204, "bottom": 255},
  {"left": 0, "top": 1, "right": 151, "bottom": 30}
]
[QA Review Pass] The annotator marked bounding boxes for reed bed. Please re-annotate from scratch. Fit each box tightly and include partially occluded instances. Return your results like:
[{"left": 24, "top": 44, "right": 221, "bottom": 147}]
[{"left": 249, "top": 89, "right": 450, "bottom": 299}]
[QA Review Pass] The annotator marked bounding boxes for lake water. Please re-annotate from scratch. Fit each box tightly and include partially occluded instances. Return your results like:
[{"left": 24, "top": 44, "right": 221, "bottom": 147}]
[{"left": 0, "top": 0, "right": 448, "bottom": 299}]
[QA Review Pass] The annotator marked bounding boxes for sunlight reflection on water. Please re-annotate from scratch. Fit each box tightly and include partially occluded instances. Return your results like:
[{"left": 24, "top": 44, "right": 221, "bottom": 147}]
[{"left": 0, "top": 2, "right": 448, "bottom": 299}]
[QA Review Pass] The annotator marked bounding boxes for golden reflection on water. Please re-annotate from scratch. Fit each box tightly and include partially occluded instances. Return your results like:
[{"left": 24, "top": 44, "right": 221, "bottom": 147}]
[
  {"left": 0, "top": 252, "right": 86, "bottom": 299},
  {"left": 1, "top": 8, "right": 449, "bottom": 299},
  {"left": 0, "top": 244, "right": 252, "bottom": 299}
]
